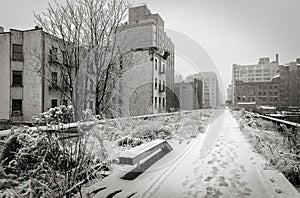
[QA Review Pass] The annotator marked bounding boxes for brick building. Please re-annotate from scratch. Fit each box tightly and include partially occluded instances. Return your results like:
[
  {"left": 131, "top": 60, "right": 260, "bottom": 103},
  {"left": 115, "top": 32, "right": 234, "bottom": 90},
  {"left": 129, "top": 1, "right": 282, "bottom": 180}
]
[
  {"left": 234, "top": 59, "right": 300, "bottom": 110},
  {"left": 277, "top": 60, "right": 300, "bottom": 109},
  {"left": 234, "top": 77, "right": 280, "bottom": 107},
  {"left": 232, "top": 54, "right": 280, "bottom": 104},
  {"left": 114, "top": 4, "right": 175, "bottom": 116}
]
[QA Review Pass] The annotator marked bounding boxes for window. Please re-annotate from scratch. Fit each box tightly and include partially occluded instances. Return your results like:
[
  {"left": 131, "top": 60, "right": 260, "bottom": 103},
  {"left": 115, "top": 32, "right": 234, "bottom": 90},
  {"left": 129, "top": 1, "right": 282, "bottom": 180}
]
[
  {"left": 159, "top": 80, "right": 161, "bottom": 91},
  {"left": 62, "top": 100, "right": 68, "bottom": 106},
  {"left": 12, "top": 71, "right": 22, "bottom": 86},
  {"left": 159, "top": 61, "right": 161, "bottom": 71},
  {"left": 12, "top": 44, "right": 23, "bottom": 61},
  {"left": 89, "top": 101, "right": 93, "bottom": 110},
  {"left": 155, "top": 59, "right": 157, "bottom": 70},
  {"left": 163, "top": 81, "right": 165, "bottom": 91},
  {"left": 62, "top": 50, "right": 68, "bottom": 65},
  {"left": 155, "top": 97, "right": 157, "bottom": 109},
  {"left": 159, "top": 63, "right": 165, "bottom": 74},
  {"left": 12, "top": 99, "right": 22, "bottom": 116},
  {"left": 155, "top": 78, "right": 157, "bottom": 90},
  {"left": 51, "top": 72, "right": 58, "bottom": 87},
  {"left": 159, "top": 97, "right": 161, "bottom": 108},
  {"left": 162, "top": 98, "right": 165, "bottom": 107},
  {"left": 51, "top": 99, "right": 58, "bottom": 108},
  {"left": 90, "top": 78, "right": 93, "bottom": 91},
  {"left": 49, "top": 46, "right": 58, "bottom": 63}
]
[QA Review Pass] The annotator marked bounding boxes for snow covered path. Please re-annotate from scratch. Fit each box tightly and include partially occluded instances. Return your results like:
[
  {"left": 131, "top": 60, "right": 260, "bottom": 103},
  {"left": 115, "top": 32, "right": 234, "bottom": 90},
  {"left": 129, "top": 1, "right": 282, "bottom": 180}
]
[
  {"left": 86, "top": 109, "right": 299, "bottom": 198},
  {"left": 142, "top": 109, "right": 299, "bottom": 198}
]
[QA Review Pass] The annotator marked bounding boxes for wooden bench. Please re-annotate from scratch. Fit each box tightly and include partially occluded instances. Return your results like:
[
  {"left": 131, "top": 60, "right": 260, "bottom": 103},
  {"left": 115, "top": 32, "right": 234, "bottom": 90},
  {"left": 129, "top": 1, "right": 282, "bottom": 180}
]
[{"left": 118, "top": 139, "right": 173, "bottom": 170}]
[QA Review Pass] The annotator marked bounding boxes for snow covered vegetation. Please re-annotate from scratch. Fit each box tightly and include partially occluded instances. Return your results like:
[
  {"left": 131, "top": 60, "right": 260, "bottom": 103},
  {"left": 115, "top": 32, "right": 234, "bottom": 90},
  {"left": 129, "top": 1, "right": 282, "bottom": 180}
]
[
  {"left": 0, "top": 107, "right": 222, "bottom": 197},
  {"left": 232, "top": 110, "right": 300, "bottom": 187}
]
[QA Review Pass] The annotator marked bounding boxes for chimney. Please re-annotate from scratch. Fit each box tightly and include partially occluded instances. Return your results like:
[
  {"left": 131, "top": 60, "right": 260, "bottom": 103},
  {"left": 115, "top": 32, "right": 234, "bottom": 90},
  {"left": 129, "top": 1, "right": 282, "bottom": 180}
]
[
  {"left": 276, "top": 53, "right": 279, "bottom": 63},
  {"left": 0, "top": 26, "right": 4, "bottom": 33}
]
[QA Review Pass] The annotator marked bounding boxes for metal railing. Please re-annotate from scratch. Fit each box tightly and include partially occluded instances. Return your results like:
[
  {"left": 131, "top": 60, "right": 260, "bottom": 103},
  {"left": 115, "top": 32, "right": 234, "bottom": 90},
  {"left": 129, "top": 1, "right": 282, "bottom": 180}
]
[{"left": 256, "top": 113, "right": 300, "bottom": 128}]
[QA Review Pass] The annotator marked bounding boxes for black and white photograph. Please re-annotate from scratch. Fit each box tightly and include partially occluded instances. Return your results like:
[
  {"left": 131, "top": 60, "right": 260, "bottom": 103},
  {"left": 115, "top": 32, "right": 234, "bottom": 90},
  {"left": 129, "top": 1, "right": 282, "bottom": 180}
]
[{"left": 0, "top": 0, "right": 299, "bottom": 197}]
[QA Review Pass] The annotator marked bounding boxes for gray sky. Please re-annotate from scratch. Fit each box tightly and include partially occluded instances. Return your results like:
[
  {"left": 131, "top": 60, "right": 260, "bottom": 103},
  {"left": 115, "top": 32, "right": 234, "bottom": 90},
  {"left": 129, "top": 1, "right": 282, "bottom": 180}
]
[{"left": 1, "top": 0, "right": 300, "bottom": 95}]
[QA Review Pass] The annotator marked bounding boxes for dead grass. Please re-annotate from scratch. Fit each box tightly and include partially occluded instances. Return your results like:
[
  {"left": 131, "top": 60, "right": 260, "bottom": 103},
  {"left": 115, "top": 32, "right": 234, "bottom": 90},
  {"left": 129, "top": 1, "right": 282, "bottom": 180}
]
[{"left": 232, "top": 110, "right": 300, "bottom": 186}]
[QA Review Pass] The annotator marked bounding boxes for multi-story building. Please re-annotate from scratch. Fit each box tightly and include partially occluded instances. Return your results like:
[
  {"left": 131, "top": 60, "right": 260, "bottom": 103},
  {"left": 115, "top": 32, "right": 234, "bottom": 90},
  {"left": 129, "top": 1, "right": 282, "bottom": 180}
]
[
  {"left": 232, "top": 54, "right": 280, "bottom": 104},
  {"left": 234, "top": 58, "right": 300, "bottom": 110},
  {"left": 186, "top": 71, "right": 220, "bottom": 108},
  {"left": 277, "top": 59, "right": 300, "bottom": 109},
  {"left": 0, "top": 26, "right": 75, "bottom": 124},
  {"left": 234, "top": 77, "right": 280, "bottom": 107},
  {"left": 114, "top": 4, "right": 175, "bottom": 116},
  {"left": 173, "top": 79, "right": 203, "bottom": 110}
]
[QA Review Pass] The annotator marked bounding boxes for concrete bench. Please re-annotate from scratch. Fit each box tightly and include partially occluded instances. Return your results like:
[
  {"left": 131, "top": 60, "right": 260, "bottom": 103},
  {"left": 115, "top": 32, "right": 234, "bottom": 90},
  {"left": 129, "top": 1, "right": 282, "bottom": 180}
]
[{"left": 118, "top": 139, "right": 173, "bottom": 170}]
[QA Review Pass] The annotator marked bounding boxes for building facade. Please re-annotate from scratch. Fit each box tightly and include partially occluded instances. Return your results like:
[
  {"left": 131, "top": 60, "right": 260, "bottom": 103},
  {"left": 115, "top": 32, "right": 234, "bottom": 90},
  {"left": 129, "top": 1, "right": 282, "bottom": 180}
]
[
  {"left": 234, "top": 58, "right": 300, "bottom": 110},
  {"left": 234, "top": 77, "right": 280, "bottom": 107},
  {"left": 186, "top": 71, "right": 220, "bottom": 108},
  {"left": 173, "top": 79, "right": 203, "bottom": 110},
  {"left": 115, "top": 4, "right": 175, "bottom": 116},
  {"left": 0, "top": 27, "right": 74, "bottom": 123},
  {"left": 277, "top": 60, "right": 300, "bottom": 109},
  {"left": 232, "top": 54, "right": 280, "bottom": 104}
]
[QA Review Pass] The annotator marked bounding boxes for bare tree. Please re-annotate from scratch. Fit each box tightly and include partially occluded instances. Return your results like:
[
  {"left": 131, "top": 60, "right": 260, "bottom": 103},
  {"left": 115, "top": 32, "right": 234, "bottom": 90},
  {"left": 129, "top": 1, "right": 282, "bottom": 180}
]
[
  {"left": 34, "top": 0, "right": 86, "bottom": 120},
  {"left": 80, "top": 0, "right": 129, "bottom": 116},
  {"left": 34, "top": 0, "right": 130, "bottom": 119}
]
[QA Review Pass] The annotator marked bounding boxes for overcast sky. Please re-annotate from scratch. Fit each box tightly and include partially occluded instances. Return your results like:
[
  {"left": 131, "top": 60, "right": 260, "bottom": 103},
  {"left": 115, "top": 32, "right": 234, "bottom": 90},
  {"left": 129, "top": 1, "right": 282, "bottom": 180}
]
[{"left": 1, "top": 0, "right": 300, "bottom": 95}]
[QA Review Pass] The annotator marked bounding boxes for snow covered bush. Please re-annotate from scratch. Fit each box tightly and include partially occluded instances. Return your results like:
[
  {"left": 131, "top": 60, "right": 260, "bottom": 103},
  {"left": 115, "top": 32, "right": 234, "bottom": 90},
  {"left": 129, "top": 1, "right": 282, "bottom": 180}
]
[{"left": 0, "top": 106, "right": 110, "bottom": 197}]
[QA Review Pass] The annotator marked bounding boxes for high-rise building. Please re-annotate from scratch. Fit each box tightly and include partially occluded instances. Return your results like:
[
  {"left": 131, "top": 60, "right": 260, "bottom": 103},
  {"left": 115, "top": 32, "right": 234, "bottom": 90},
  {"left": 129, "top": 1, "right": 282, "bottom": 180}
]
[
  {"left": 115, "top": 4, "right": 175, "bottom": 116},
  {"left": 231, "top": 54, "right": 280, "bottom": 104}
]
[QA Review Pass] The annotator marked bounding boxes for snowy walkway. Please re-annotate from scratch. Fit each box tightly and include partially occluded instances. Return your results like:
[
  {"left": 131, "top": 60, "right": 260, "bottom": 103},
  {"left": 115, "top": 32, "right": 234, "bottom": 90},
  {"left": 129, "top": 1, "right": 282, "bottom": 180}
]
[{"left": 86, "top": 109, "right": 299, "bottom": 198}]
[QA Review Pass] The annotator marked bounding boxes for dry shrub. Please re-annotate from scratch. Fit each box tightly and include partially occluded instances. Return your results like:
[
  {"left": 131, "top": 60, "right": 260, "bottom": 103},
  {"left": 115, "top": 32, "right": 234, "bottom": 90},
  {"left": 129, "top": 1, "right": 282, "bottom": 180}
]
[{"left": 236, "top": 111, "right": 300, "bottom": 186}]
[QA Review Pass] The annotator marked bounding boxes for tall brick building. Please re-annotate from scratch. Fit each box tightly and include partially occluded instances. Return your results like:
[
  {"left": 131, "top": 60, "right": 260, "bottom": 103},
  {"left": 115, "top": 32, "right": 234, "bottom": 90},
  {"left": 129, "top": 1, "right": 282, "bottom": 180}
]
[{"left": 114, "top": 4, "right": 175, "bottom": 116}]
